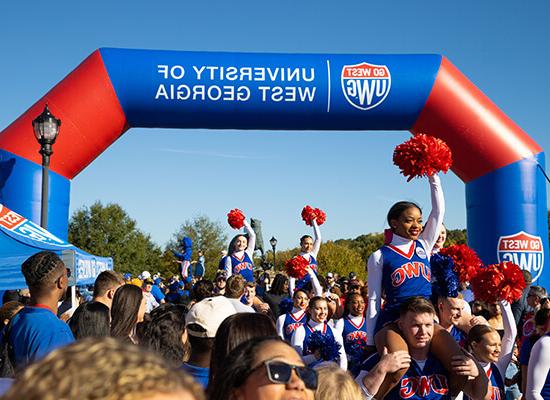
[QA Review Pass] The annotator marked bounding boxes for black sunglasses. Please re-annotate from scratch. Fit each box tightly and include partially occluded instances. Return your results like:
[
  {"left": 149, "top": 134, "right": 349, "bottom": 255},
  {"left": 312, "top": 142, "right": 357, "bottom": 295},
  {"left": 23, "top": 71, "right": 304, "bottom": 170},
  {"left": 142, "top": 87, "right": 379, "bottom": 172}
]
[{"left": 250, "top": 360, "right": 318, "bottom": 390}]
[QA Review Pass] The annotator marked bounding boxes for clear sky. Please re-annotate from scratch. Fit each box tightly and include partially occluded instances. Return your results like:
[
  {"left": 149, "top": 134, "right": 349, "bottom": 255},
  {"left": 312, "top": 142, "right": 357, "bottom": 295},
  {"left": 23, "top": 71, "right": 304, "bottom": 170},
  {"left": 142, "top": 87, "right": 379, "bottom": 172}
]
[{"left": 1, "top": 1, "right": 549, "bottom": 251}]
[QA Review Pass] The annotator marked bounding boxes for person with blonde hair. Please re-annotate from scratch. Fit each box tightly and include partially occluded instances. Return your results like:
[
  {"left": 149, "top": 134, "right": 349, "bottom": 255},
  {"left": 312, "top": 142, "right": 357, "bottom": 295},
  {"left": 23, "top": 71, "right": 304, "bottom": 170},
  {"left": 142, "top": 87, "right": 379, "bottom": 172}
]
[
  {"left": 1, "top": 337, "right": 204, "bottom": 400},
  {"left": 314, "top": 363, "right": 362, "bottom": 400}
]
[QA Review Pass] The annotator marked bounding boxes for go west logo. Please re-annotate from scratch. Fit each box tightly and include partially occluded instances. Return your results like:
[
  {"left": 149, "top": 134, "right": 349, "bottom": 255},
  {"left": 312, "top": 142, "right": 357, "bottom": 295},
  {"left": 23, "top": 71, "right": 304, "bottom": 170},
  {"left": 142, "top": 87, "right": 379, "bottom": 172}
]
[
  {"left": 341, "top": 62, "right": 391, "bottom": 110},
  {"left": 498, "top": 231, "right": 544, "bottom": 281}
]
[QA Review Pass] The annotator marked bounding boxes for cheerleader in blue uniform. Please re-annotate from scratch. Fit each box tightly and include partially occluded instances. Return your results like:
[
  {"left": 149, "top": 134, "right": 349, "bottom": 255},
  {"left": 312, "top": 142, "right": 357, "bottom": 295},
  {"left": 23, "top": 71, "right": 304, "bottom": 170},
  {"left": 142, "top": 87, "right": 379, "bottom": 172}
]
[
  {"left": 334, "top": 292, "right": 368, "bottom": 376},
  {"left": 289, "top": 219, "right": 321, "bottom": 294},
  {"left": 277, "top": 268, "right": 323, "bottom": 342},
  {"left": 466, "top": 301, "right": 516, "bottom": 400},
  {"left": 366, "top": 174, "right": 466, "bottom": 396},
  {"left": 276, "top": 289, "right": 309, "bottom": 342},
  {"left": 223, "top": 218, "right": 256, "bottom": 283},
  {"left": 291, "top": 296, "right": 347, "bottom": 370}
]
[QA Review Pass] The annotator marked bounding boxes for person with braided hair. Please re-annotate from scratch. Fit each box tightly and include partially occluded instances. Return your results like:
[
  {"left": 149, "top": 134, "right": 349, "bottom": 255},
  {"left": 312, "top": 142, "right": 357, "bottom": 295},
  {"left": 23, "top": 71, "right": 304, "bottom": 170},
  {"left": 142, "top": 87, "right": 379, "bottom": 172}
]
[{"left": 7, "top": 251, "right": 74, "bottom": 369}]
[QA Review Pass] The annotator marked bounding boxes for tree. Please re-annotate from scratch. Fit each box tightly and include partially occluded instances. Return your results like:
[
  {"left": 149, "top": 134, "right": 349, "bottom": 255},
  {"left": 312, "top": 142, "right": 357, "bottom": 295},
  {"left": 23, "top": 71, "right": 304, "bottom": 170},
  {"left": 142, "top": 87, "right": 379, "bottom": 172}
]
[
  {"left": 166, "top": 215, "right": 228, "bottom": 280},
  {"left": 68, "top": 202, "right": 163, "bottom": 275},
  {"left": 445, "top": 229, "right": 467, "bottom": 246}
]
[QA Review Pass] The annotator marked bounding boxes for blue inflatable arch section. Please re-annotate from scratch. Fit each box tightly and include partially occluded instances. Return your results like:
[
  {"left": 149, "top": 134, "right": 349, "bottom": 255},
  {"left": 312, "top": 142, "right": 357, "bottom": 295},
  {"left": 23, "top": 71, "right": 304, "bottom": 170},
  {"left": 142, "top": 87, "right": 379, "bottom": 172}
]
[{"left": 0, "top": 48, "right": 547, "bottom": 287}]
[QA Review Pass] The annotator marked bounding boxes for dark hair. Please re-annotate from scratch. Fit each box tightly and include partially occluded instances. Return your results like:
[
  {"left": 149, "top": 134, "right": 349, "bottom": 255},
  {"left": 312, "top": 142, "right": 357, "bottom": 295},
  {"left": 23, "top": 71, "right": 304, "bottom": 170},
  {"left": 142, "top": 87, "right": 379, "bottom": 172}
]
[
  {"left": 466, "top": 324, "right": 497, "bottom": 351},
  {"left": 269, "top": 274, "right": 289, "bottom": 296},
  {"left": 0, "top": 301, "right": 24, "bottom": 329},
  {"left": 300, "top": 235, "right": 313, "bottom": 245},
  {"left": 387, "top": 201, "right": 422, "bottom": 228},
  {"left": 529, "top": 286, "right": 548, "bottom": 299},
  {"left": 226, "top": 275, "right": 246, "bottom": 299},
  {"left": 69, "top": 301, "right": 110, "bottom": 339},
  {"left": 208, "top": 336, "right": 293, "bottom": 400},
  {"left": 344, "top": 292, "right": 364, "bottom": 316},
  {"left": 209, "top": 313, "right": 277, "bottom": 384},
  {"left": 399, "top": 296, "right": 436, "bottom": 317},
  {"left": 22, "top": 251, "right": 65, "bottom": 289},
  {"left": 535, "top": 308, "right": 550, "bottom": 327},
  {"left": 93, "top": 270, "right": 124, "bottom": 298},
  {"left": 139, "top": 303, "right": 189, "bottom": 366},
  {"left": 192, "top": 280, "right": 214, "bottom": 302},
  {"left": 228, "top": 234, "right": 248, "bottom": 255},
  {"left": 110, "top": 284, "right": 143, "bottom": 339}
]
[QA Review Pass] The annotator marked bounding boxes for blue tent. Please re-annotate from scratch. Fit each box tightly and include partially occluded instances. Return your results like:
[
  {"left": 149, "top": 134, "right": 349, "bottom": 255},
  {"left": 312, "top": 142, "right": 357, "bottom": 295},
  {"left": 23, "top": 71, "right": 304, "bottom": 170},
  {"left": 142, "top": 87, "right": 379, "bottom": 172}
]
[{"left": 0, "top": 204, "right": 113, "bottom": 290}]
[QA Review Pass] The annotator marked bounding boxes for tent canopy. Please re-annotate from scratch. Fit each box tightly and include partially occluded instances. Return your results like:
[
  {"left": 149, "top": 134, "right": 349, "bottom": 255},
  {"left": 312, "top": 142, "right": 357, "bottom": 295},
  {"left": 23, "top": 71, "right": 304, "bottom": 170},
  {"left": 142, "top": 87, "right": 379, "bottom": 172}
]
[{"left": 0, "top": 204, "right": 112, "bottom": 290}]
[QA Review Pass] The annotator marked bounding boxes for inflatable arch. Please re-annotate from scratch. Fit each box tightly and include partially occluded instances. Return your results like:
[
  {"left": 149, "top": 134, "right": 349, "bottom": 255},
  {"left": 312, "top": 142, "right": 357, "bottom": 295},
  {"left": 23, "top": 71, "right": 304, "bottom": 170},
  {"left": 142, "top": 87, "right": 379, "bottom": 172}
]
[{"left": 0, "top": 48, "right": 548, "bottom": 287}]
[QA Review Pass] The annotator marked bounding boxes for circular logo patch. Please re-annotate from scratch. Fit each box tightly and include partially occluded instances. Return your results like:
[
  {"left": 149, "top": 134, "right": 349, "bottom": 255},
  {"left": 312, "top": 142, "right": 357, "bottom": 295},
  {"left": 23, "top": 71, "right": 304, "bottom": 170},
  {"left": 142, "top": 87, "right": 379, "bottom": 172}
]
[{"left": 416, "top": 247, "right": 427, "bottom": 259}]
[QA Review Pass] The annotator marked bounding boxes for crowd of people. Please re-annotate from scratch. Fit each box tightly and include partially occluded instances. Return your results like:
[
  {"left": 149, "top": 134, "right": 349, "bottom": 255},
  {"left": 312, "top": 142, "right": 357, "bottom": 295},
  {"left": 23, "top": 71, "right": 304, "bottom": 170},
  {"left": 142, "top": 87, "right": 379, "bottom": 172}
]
[{"left": 0, "top": 175, "right": 549, "bottom": 399}]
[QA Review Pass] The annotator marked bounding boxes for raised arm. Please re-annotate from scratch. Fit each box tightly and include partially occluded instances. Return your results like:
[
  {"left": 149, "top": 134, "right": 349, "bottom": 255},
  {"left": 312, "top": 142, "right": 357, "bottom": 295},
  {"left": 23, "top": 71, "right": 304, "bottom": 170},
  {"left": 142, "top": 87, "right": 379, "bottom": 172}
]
[
  {"left": 526, "top": 336, "right": 550, "bottom": 400},
  {"left": 495, "top": 301, "right": 517, "bottom": 377},
  {"left": 366, "top": 250, "right": 383, "bottom": 346},
  {"left": 419, "top": 174, "right": 445, "bottom": 253},
  {"left": 307, "top": 267, "right": 323, "bottom": 297},
  {"left": 311, "top": 220, "right": 321, "bottom": 258},
  {"left": 243, "top": 219, "right": 256, "bottom": 259}
]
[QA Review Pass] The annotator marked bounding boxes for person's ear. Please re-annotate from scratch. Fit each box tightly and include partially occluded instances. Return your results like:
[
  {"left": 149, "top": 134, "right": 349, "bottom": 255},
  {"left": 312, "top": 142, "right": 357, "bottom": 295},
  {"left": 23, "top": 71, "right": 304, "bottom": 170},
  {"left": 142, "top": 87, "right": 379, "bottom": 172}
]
[{"left": 107, "top": 289, "right": 116, "bottom": 300}]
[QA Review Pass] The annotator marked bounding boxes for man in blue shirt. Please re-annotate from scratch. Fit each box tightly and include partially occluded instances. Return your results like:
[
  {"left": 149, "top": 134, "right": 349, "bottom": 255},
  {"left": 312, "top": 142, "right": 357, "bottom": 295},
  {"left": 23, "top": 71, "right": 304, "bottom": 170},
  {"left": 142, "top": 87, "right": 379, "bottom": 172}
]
[
  {"left": 8, "top": 251, "right": 75, "bottom": 369},
  {"left": 356, "top": 297, "right": 489, "bottom": 400}
]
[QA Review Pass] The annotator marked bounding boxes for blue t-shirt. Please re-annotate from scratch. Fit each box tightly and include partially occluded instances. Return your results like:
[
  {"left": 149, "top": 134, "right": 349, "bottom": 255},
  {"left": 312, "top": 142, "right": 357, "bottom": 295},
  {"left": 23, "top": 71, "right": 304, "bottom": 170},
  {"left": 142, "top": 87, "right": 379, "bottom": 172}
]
[
  {"left": 361, "top": 353, "right": 450, "bottom": 400},
  {"left": 8, "top": 306, "right": 75, "bottom": 369},
  {"left": 150, "top": 284, "right": 165, "bottom": 303},
  {"left": 181, "top": 363, "right": 209, "bottom": 388}
]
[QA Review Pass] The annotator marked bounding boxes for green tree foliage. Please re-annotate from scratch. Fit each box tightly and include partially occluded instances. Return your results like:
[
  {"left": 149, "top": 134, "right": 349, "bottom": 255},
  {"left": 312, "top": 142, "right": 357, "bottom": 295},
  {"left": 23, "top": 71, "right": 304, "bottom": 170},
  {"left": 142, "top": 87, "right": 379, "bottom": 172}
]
[
  {"left": 166, "top": 215, "right": 227, "bottom": 280},
  {"left": 445, "top": 229, "right": 468, "bottom": 246},
  {"left": 273, "top": 241, "right": 365, "bottom": 281},
  {"left": 68, "top": 202, "right": 163, "bottom": 276}
]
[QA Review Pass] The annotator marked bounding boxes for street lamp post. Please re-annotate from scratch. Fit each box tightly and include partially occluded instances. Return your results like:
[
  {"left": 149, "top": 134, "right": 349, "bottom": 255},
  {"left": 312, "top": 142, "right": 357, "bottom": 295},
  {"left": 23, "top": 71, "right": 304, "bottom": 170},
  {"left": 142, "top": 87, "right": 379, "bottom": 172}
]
[
  {"left": 32, "top": 105, "right": 61, "bottom": 229},
  {"left": 269, "top": 236, "right": 278, "bottom": 270}
]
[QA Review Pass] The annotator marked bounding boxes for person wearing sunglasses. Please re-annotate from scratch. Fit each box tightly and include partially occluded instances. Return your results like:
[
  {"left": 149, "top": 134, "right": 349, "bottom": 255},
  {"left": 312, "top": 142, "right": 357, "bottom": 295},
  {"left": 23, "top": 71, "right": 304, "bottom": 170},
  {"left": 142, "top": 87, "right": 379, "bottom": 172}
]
[{"left": 208, "top": 336, "right": 317, "bottom": 400}]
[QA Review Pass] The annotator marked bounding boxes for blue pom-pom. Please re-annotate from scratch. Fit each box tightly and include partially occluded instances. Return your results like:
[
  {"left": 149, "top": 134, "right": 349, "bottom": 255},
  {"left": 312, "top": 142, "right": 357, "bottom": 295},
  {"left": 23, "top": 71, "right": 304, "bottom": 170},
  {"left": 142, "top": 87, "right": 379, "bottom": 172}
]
[
  {"left": 279, "top": 298, "right": 294, "bottom": 315},
  {"left": 430, "top": 253, "right": 459, "bottom": 298},
  {"left": 305, "top": 331, "right": 342, "bottom": 361}
]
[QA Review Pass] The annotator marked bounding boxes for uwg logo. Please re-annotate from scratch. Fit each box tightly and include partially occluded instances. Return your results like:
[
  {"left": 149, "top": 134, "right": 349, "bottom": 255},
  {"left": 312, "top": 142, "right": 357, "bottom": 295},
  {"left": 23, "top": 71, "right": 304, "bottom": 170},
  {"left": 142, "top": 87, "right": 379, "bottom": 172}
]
[
  {"left": 233, "top": 262, "right": 253, "bottom": 274},
  {"left": 341, "top": 62, "right": 391, "bottom": 110},
  {"left": 391, "top": 262, "right": 431, "bottom": 287},
  {"left": 399, "top": 374, "right": 448, "bottom": 399},
  {"left": 498, "top": 231, "right": 544, "bottom": 281},
  {"left": 285, "top": 322, "right": 303, "bottom": 336},
  {"left": 346, "top": 331, "right": 367, "bottom": 343}
]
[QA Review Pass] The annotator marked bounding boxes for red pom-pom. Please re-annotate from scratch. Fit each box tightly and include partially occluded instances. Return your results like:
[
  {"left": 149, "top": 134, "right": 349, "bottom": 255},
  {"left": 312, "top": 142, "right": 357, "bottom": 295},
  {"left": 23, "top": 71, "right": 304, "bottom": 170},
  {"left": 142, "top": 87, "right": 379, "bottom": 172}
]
[
  {"left": 439, "top": 244, "right": 483, "bottom": 283},
  {"left": 227, "top": 209, "right": 245, "bottom": 229},
  {"left": 393, "top": 134, "right": 453, "bottom": 181},
  {"left": 285, "top": 256, "right": 309, "bottom": 279},
  {"left": 470, "top": 264, "right": 504, "bottom": 304},
  {"left": 301, "top": 206, "right": 326, "bottom": 226},
  {"left": 499, "top": 262, "right": 526, "bottom": 303}
]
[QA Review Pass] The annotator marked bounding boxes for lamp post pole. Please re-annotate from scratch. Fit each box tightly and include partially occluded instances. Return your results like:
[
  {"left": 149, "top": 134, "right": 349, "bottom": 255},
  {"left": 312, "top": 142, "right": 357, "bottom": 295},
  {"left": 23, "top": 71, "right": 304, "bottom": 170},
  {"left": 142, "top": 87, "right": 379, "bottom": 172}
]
[
  {"left": 33, "top": 105, "right": 61, "bottom": 229},
  {"left": 270, "top": 236, "right": 278, "bottom": 271}
]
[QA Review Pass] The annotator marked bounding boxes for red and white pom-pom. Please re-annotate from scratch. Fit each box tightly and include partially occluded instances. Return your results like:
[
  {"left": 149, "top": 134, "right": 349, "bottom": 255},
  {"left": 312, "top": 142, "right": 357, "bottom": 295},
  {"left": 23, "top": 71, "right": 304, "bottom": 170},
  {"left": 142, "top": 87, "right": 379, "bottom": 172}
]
[
  {"left": 227, "top": 209, "right": 245, "bottom": 230},
  {"left": 439, "top": 244, "right": 483, "bottom": 284},
  {"left": 284, "top": 255, "right": 309, "bottom": 279},
  {"left": 301, "top": 205, "right": 326, "bottom": 226},
  {"left": 499, "top": 262, "right": 526, "bottom": 303},
  {"left": 470, "top": 264, "right": 504, "bottom": 304},
  {"left": 393, "top": 133, "right": 453, "bottom": 182}
]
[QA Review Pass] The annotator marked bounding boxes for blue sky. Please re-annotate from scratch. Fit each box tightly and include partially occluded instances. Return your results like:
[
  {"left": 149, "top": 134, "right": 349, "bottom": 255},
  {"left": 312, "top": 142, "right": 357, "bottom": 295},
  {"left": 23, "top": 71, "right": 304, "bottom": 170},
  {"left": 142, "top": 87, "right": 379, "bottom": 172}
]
[{"left": 1, "top": 1, "right": 549, "bottom": 251}]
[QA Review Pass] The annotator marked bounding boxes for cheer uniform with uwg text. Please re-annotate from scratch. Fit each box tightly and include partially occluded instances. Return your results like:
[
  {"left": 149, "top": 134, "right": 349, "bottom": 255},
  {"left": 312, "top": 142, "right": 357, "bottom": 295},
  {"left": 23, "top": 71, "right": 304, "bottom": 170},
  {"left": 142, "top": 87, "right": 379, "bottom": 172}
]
[
  {"left": 376, "top": 240, "right": 432, "bottom": 332},
  {"left": 277, "top": 309, "right": 307, "bottom": 342},
  {"left": 464, "top": 364, "right": 505, "bottom": 400},
  {"left": 294, "top": 255, "right": 318, "bottom": 290},
  {"left": 341, "top": 314, "right": 368, "bottom": 376},
  {"left": 357, "top": 353, "right": 450, "bottom": 400},
  {"left": 228, "top": 252, "right": 254, "bottom": 282}
]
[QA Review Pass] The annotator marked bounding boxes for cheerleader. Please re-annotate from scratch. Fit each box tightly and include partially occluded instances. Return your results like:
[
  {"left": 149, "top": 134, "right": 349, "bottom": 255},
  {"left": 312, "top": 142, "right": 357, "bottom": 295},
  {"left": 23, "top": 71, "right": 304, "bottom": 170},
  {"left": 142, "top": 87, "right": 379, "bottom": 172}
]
[
  {"left": 366, "top": 174, "right": 465, "bottom": 396},
  {"left": 276, "top": 289, "right": 309, "bottom": 342},
  {"left": 223, "top": 218, "right": 256, "bottom": 282},
  {"left": 291, "top": 296, "right": 347, "bottom": 370},
  {"left": 289, "top": 219, "right": 321, "bottom": 294},
  {"left": 334, "top": 292, "right": 368, "bottom": 376},
  {"left": 466, "top": 300, "right": 517, "bottom": 400}
]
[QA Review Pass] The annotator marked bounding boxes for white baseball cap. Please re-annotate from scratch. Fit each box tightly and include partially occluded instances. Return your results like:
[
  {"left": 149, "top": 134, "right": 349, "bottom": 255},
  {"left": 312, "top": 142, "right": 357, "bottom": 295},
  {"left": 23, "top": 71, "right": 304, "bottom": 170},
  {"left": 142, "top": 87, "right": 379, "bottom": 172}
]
[
  {"left": 186, "top": 296, "right": 236, "bottom": 338},
  {"left": 140, "top": 271, "right": 151, "bottom": 280}
]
